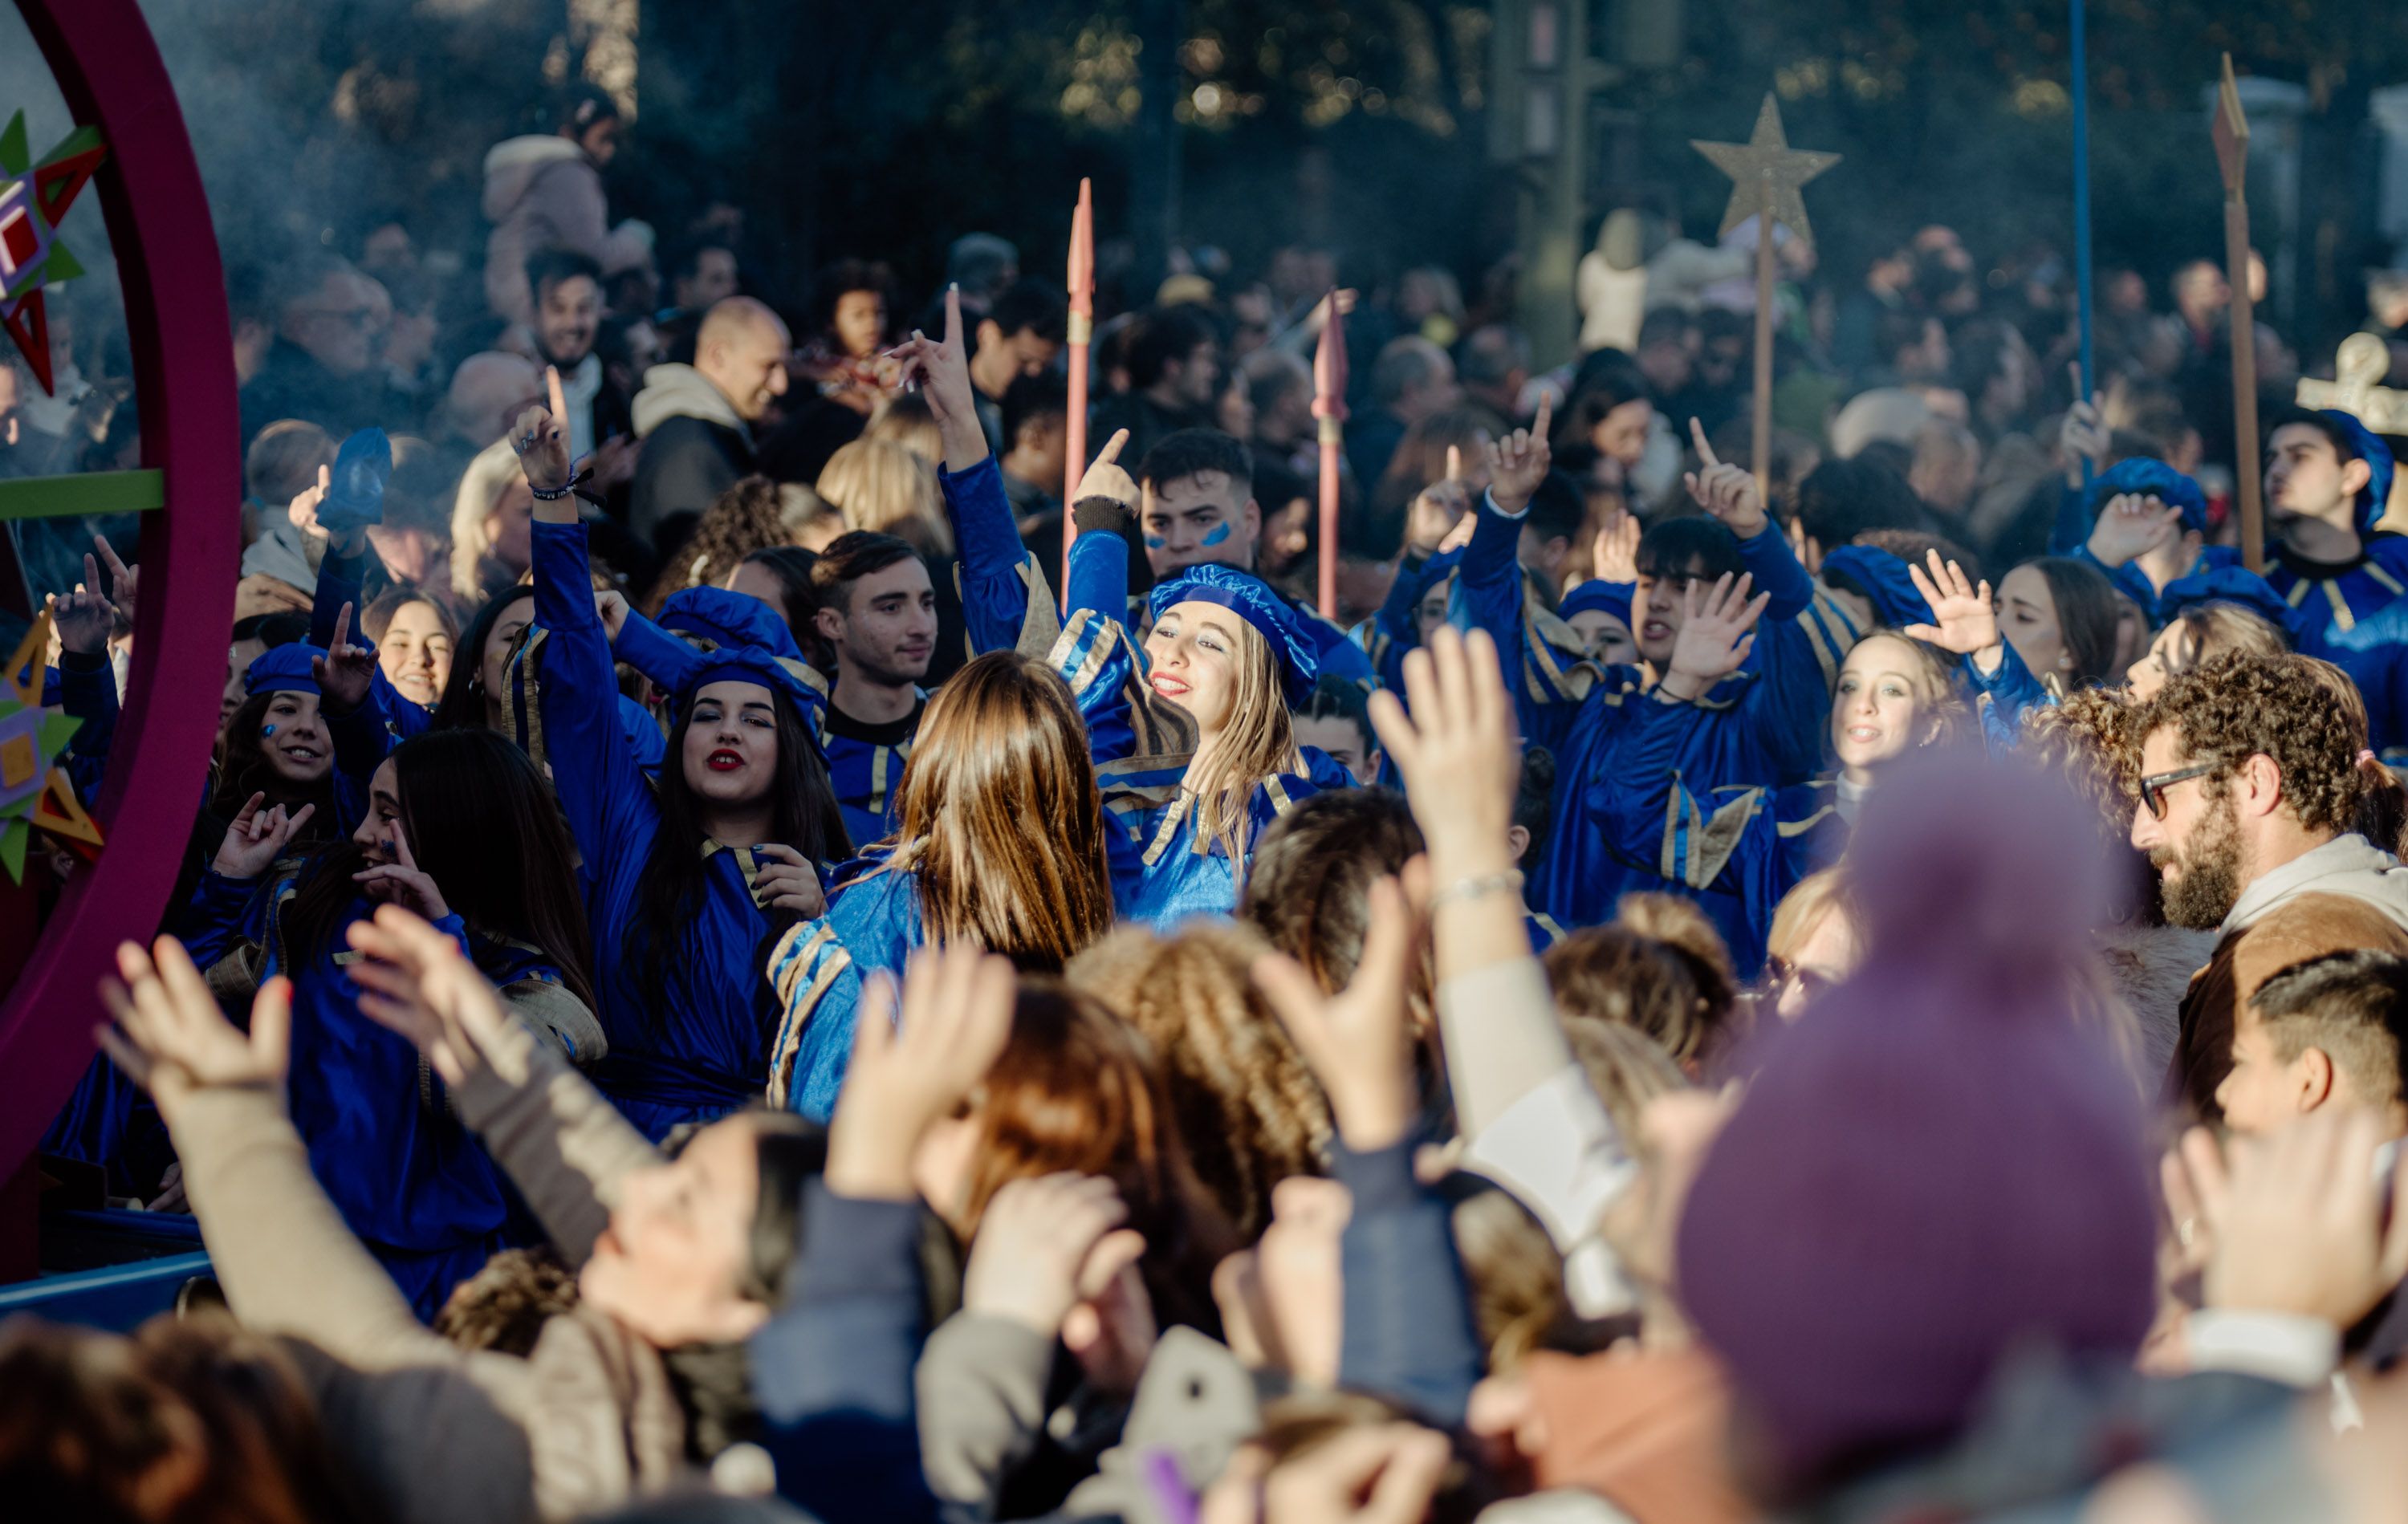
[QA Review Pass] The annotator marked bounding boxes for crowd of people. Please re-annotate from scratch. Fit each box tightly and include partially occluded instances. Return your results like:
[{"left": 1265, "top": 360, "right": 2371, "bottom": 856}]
[{"left": 22, "top": 78, "right": 2408, "bottom": 1522}]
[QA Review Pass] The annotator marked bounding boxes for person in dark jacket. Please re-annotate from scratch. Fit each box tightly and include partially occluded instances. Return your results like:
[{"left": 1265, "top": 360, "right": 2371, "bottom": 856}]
[
  {"left": 629, "top": 296, "right": 790, "bottom": 560},
  {"left": 237, "top": 254, "right": 397, "bottom": 450}
]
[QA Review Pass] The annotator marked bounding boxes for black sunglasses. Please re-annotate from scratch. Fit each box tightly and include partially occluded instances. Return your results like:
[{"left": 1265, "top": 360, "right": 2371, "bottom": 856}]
[{"left": 2139, "top": 762, "right": 2218, "bottom": 820}]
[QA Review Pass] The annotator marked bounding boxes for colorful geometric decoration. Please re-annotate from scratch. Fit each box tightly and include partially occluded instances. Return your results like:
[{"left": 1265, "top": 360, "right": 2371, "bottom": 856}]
[
  {"left": 0, "top": 611, "right": 99, "bottom": 881},
  {"left": 0, "top": 110, "right": 106, "bottom": 394}
]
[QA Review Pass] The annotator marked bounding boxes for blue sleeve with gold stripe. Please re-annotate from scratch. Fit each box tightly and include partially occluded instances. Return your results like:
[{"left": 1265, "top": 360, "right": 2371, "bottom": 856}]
[
  {"left": 765, "top": 917, "right": 863, "bottom": 1123},
  {"left": 941, "top": 455, "right": 1064, "bottom": 660}
]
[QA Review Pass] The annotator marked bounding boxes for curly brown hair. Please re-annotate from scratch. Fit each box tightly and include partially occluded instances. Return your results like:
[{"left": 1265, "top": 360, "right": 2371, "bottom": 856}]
[
  {"left": 2138, "top": 652, "right": 2369, "bottom": 834},
  {"left": 2023, "top": 686, "right": 2158, "bottom": 924},
  {"left": 1541, "top": 895, "right": 1737, "bottom": 1067},
  {"left": 643, "top": 475, "right": 790, "bottom": 614},
  {"left": 1069, "top": 920, "right": 1332, "bottom": 1242}
]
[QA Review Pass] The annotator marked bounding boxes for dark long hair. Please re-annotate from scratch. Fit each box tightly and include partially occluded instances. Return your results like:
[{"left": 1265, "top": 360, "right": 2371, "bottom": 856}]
[
  {"left": 281, "top": 730, "right": 599, "bottom": 1012},
  {"left": 2024, "top": 555, "right": 2122, "bottom": 689},
  {"left": 737, "top": 546, "right": 820, "bottom": 641},
  {"left": 208, "top": 691, "right": 340, "bottom": 839},
  {"left": 624, "top": 687, "right": 851, "bottom": 1036},
  {"left": 431, "top": 586, "right": 535, "bottom": 731}
]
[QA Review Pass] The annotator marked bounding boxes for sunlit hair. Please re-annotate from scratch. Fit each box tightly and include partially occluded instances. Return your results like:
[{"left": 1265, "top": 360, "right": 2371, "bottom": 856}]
[
  {"left": 1069, "top": 920, "right": 1332, "bottom": 1242},
  {"left": 1448, "top": 1185, "right": 1572, "bottom": 1372},
  {"left": 962, "top": 981, "right": 1239, "bottom": 1333},
  {"left": 1180, "top": 615, "right": 1304, "bottom": 874},
  {"left": 817, "top": 437, "right": 953, "bottom": 557},
  {"left": 887, "top": 652, "right": 1114, "bottom": 970},
  {"left": 1543, "top": 895, "right": 1738, "bottom": 1067},
  {"left": 1833, "top": 631, "right": 1973, "bottom": 757},
  {"left": 450, "top": 435, "right": 528, "bottom": 601},
  {"left": 1241, "top": 786, "right": 1434, "bottom": 1022},
  {"left": 2154, "top": 599, "right": 2288, "bottom": 684},
  {"left": 1561, "top": 1018, "right": 1690, "bottom": 1143},
  {"left": 1767, "top": 867, "right": 1857, "bottom": 977},
  {"left": 862, "top": 391, "right": 945, "bottom": 466},
  {"left": 2022, "top": 686, "right": 2157, "bottom": 925}
]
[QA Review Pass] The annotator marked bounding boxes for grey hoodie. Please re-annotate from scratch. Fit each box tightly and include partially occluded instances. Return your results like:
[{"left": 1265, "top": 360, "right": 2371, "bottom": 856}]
[
  {"left": 2221, "top": 832, "right": 2408, "bottom": 937},
  {"left": 632, "top": 363, "right": 747, "bottom": 441}
]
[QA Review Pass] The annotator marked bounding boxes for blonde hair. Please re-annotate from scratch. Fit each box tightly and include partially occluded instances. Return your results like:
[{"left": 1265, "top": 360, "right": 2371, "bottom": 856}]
[
  {"left": 2158, "top": 600, "right": 2288, "bottom": 681},
  {"left": 1069, "top": 920, "right": 1332, "bottom": 1241},
  {"left": 1837, "top": 631, "right": 1974, "bottom": 754},
  {"left": 1182, "top": 616, "right": 1304, "bottom": 874},
  {"left": 816, "top": 438, "right": 952, "bottom": 557},
  {"left": 864, "top": 391, "right": 945, "bottom": 464},
  {"left": 1767, "top": 867, "right": 1857, "bottom": 974},
  {"left": 450, "top": 437, "right": 528, "bottom": 600}
]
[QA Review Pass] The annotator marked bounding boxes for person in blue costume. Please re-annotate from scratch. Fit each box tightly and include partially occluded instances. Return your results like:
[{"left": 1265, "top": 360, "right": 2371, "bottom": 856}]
[
  {"left": 1051, "top": 436, "right": 1352, "bottom": 926},
  {"left": 608, "top": 582, "right": 823, "bottom": 781},
  {"left": 208, "top": 628, "right": 392, "bottom": 849},
  {"left": 39, "top": 537, "right": 130, "bottom": 804},
  {"left": 2063, "top": 457, "right": 2237, "bottom": 624},
  {"left": 176, "top": 727, "right": 604, "bottom": 1317},
  {"left": 1600, "top": 583, "right": 1976, "bottom": 972},
  {"left": 1482, "top": 414, "right": 1859, "bottom": 930},
  {"left": 1132, "top": 425, "right": 1378, "bottom": 690},
  {"left": 509, "top": 399, "right": 852, "bottom": 1140},
  {"left": 804, "top": 533, "right": 938, "bottom": 846},
  {"left": 763, "top": 650, "right": 1119, "bottom": 1116},
  {"left": 1556, "top": 575, "right": 1641, "bottom": 669}
]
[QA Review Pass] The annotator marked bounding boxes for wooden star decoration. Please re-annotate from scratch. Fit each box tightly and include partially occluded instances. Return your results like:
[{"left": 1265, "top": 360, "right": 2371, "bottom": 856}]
[{"left": 1692, "top": 94, "right": 1840, "bottom": 254}]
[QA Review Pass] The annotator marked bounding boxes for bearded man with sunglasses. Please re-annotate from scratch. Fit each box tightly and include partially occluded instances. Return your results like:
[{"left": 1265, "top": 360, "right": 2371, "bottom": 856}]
[{"left": 2131, "top": 651, "right": 2408, "bottom": 1118}]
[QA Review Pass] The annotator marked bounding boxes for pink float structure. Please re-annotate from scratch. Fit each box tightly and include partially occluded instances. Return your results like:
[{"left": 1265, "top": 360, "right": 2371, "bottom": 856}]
[{"left": 0, "top": 0, "right": 238, "bottom": 1276}]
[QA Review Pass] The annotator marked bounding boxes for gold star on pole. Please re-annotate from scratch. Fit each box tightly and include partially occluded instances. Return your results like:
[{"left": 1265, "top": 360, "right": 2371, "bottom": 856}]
[{"left": 1692, "top": 94, "right": 1840, "bottom": 253}]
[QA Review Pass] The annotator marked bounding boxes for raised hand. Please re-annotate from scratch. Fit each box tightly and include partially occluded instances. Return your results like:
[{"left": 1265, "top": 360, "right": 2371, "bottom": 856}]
[
  {"left": 824, "top": 941, "right": 1017, "bottom": 1201},
  {"left": 2203, "top": 1109, "right": 2408, "bottom": 1330},
  {"left": 311, "top": 601, "right": 376, "bottom": 714},
  {"left": 1593, "top": 509, "right": 1641, "bottom": 584},
  {"left": 1682, "top": 417, "right": 1767, "bottom": 537},
  {"left": 211, "top": 792, "right": 316, "bottom": 880},
  {"left": 507, "top": 404, "right": 573, "bottom": 495},
  {"left": 2085, "top": 492, "right": 2184, "bottom": 570},
  {"left": 347, "top": 904, "right": 518, "bottom": 1089},
  {"left": 352, "top": 817, "right": 451, "bottom": 921},
  {"left": 287, "top": 462, "right": 330, "bottom": 539},
  {"left": 97, "top": 937, "right": 291, "bottom": 1122},
  {"left": 47, "top": 552, "right": 116, "bottom": 656},
  {"left": 593, "top": 589, "right": 632, "bottom": 642},
  {"left": 1405, "top": 478, "right": 1471, "bottom": 556},
  {"left": 93, "top": 533, "right": 136, "bottom": 631},
  {"left": 1072, "top": 427, "right": 1137, "bottom": 509},
  {"left": 1901, "top": 550, "right": 2004, "bottom": 669},
  {"left": 1658, "top": 572, "right": 1768, "bottom": 702},
  {"left": 1366, "top": 625, "right": 1519, "bottom": 876},
  {"left": 1485, "top": 396, "right": 1552, "bottom": 515},
  {"left": 882, "top": 284, "right": 987, "bottom": 469},
  {"left": 748, "top": 843, "right": 827, "bottom": 918},
  {"left": 1252, "top": 873, "right": 1418, "bottom": 1150}
]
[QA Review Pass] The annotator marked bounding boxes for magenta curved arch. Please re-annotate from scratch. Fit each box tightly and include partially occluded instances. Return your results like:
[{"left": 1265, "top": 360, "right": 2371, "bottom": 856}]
[{"left": 1, "top": 0, "right": 238, "bottom": 1177}]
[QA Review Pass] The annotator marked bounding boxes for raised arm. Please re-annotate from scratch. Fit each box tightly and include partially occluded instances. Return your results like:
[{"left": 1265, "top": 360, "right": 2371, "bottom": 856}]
[
  {"left": 508, "top": 403, "right": 658, "bottom": 868},
  {"left": 895, "top": 285, "right": 1062, "bottom": 656}
]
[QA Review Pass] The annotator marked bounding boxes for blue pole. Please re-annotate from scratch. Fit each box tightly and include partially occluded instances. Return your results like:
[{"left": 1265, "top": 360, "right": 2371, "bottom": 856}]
[{"left": 2071, "top": 0, "right": 2096, "bottom": 486}]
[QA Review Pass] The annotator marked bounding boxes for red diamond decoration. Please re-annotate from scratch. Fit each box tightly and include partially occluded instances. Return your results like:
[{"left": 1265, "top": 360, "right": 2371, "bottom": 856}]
[
  {"left": 32, "top": 144, "right": 102, "bottom": 226},
  {"left": 1, "top": 290, "right": 52, "bottom": 392}
]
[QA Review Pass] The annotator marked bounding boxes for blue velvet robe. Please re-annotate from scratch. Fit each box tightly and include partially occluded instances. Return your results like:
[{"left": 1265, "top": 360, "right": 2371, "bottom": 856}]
[
  {"left": 177, "top": 864, "right": 589, "bottom": 1318},
  {"left": 524, "top": 515, "right": 806, "bottom": 1140},
  {"left": 763, "top": 845, "right": 926, "bottom": 1120}
]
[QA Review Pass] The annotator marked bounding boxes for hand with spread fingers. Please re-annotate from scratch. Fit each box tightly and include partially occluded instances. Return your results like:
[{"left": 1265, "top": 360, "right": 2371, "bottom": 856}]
[
  {"left": 1657, "top": 571, "right": 1768, "bottom": 703},
  {"left": 2085, "top": 492, "right": 2185, "bottom": 570},
  {"left": 211, "top": 792, "right": 317, "bottom": 880},
  {"left": 352, "top": 816, "right": 451, "bottom": 921},
  {"left": 1901, "top": 550, "right": 2005, "bottom": 673},
  {"left": 97, "top": 938, "right": 291, "bottom": 1122}
]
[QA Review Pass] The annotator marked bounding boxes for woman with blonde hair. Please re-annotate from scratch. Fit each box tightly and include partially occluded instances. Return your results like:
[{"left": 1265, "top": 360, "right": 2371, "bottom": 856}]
[
  {"left": 449, "top": 436, "right": 535, "bottom": 603},
  {"left": 766, "top": 650, "right": 1117, "bottom": 1115},
  {"left": 816, "top": 437, "right": 953, "bottom": 558},
  {"left": 2124, "top": 596, "right": 2288, "bottom": 701}
]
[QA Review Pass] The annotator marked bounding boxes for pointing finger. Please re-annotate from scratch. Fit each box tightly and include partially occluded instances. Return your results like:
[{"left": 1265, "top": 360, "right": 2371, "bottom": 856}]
[
  {"left": 1445, "top": 445, "right": 1462, "bottom": 482},
  {"left": 545, "top": 364, "right": 568, "bottom": 424},
  {"left": 1531, "top": 394, "right": 1552, "bottom": 449},
  {"left": 1690, "top": 417, "right": 1719, "bottom": 470}
]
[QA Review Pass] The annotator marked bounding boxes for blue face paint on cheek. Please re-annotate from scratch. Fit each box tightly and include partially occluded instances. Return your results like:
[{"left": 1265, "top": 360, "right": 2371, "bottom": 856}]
[
  {"left": 1199, "top": 522, "right": 1232, "bottom": 547},
  {"left": 1144, "top": 535, "right": 1166, "bottom": 551},
  {"left": 261, "top": 724, "right": 277, "bottom": 737}
]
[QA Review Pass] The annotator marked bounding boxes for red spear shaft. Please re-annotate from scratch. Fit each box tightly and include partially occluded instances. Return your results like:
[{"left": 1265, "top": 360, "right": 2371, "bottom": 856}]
[
  {"left": 1061, "top": 178, "right": 1094, "bottom": 610},
  {"left": 1313, "top": 291, "right": 1348, "bottom": 619}
]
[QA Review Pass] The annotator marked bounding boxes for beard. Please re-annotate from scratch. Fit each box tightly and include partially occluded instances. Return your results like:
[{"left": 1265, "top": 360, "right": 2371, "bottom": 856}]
[{"left": 2153, "top": 799, "right": 2247, "bottom": 930}]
